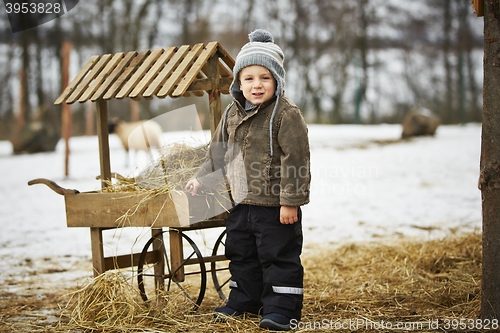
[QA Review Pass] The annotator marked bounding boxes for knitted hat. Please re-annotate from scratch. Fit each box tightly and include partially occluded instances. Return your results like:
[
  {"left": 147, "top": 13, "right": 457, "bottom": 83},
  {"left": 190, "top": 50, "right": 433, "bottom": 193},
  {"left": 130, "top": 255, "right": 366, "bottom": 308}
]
[{"left": 230, "top": 29, "right": 286, "bottom": 100}]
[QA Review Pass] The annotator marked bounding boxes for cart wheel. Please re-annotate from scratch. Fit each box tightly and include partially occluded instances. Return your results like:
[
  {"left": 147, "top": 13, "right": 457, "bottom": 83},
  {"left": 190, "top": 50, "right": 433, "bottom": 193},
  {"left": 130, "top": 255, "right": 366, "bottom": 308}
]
[
  {"left": 211, "top": 229, "right": 230, "bottom": 302},
  {"left": 137, "top": 230, "right": 207, "bottom": 310}
]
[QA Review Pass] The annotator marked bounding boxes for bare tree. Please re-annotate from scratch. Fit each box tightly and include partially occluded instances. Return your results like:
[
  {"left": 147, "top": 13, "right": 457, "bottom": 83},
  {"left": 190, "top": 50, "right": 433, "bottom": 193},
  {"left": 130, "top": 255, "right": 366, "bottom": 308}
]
[{"left": 480, "top": 0, "right": 500, "bottom": 320}]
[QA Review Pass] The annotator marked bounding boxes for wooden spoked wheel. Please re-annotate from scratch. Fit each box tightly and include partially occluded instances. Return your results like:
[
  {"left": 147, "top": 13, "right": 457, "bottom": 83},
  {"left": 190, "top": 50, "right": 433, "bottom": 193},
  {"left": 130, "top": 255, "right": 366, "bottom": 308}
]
[
  {"left": 211, "top": 229, "right": 231, "bottom": 302},
  {"left": 137, "top": 230, "right": 207, "bottom": 310}
]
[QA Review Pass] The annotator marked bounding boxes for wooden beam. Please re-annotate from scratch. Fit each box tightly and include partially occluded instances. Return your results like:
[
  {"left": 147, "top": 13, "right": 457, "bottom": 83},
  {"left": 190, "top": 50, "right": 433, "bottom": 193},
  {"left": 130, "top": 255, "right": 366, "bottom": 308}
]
[
  {"left": 90, "top": 227, "right": 105, "bottom": 276},
  {"left": 143, "top": 45, "right": 189, "bottom": 98},
  {"left": 172, "top": 42, "right": 219, "bottom": 97},
  {"left": 61, "top": 42, "right": 72, "bottom": 177},
  {"left": 116, "top": 48, "right": 164, "bottom": 99},
  {"left": 157, "top": 43, "right": 204, "bottom": 98},
  {"left": 95, "top": 99, "right": 111, "bottom": 188},
  {"left": 207, "top": 53, "right": 221, "bottom": 135},
  {"left": 130, "top": 47, "right": 176, "bottom": 99},
  {"left": 169, "top": 229, "right": 185, "bottom": 282},
  {"left": 152, "top": 229, "right": 165, "bottom": 292},
  {"left": 91, "top": 51, "right": 137, "bottom": 102},
  {"left": 103, "top": 250, "right": 159, "bottom": 271},
  {"left": 55, "top": 55, "right": 99, "bottom": 105},
  {"left": 187, "top": 77, "right": 232, "bottom": 92},
  {"left": 217, "top": 43, "right": 235, "bottom": 70},
  {"left": 79, "top": 52, "right": 125, "bottom": 103},
  {"left": 66, "top": 54, "right": 112, "bottom": 104},
  {"left": 103, "top": 50, "right": 150, "bottom": 100},
  {"left": 64, "top": 191, "right": 187, "bottom": 228},
  {"left": 473, "top": 0, "right": 484, "bottom": 17}
]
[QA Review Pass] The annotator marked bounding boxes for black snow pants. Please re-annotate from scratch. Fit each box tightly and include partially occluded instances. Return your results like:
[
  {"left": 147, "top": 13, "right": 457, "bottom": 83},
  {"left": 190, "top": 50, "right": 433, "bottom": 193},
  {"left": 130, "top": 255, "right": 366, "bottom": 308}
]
[{"left": 224, "top": 204, "right": 304, "bottom": 320}]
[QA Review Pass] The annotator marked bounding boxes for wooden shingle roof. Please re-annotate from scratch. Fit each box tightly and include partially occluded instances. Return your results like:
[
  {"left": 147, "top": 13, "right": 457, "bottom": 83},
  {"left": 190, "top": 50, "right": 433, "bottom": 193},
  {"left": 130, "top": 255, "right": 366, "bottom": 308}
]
[{"left": 55, "top": 41, "right": 234, "bottom": 105}]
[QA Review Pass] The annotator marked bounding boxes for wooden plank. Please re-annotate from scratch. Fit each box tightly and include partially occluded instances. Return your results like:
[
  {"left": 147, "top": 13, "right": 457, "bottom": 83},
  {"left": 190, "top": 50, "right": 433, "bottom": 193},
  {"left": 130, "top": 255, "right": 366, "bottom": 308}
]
[
  {"left": 139, "top": 249, "right": 161, "bottom": 265},
  {"left": 220, "top": 76, "right": 232, "bottom": 94},
  {"left": 96, "top": 100, "right": 111, "bottom": 189},
  {"left": 473, "top": 0, "right": 484, "bottom": 16},
  {"left": 191, "top": 90, "right": 205, "bottom": 97},
  {"left": 103, "top": 251, "right": 155, "bottom": 271},
  {"left": 188, "top": 76, "right": 232, "bottom": 92},
  {"left": 64, "top": 189, "right": 229, "bottom": 228},
  {"left": 152, "top": 229, "right": 165, "bottom": 292},
  {"left": 201, "top": 61, "right": 231, "bottom": 79},
  {"left": 54, "top": 55, "right": 99, "bottom": 105},
  {"left": 207, "top": 54, "right": 221, "bottom": 135},
  {"left": 218, "top": 61, "right": 233, "bottom": 78},
  {"left": 188, "top": 79, "right": 211, "bottom": 91},
  {"left": 90, "top": 228, "right": 105, "bottom": 276},
  {"left": 178, "top": 219, "right": 226, "bottom": 231},
  {"left": 157, "top": 43, "right": 205, "bottom": 98},
  {"left": 79, "top": 52, "right": 125, "bottom": 103},
  {"left": 64, "top": 191, "right": 190, "bottom": 228},
  {"left": 169, "top": 229, "right": 185, "bottom": 282},
  {"left": 143, "top": 45, "right": 190, "bottom": 98},
  {"left": 130, "top": 47, "right": 176, "bottom": 99},
  {"left": 90, "top": 51, "right": 137, "bottom": 102},
  {"left": 172, "top": 42, "right": 219, "bottom": 97},
  {"left": 116, "top": 48, "right": 164, "bottom": 99},
  {"left": 65, "top": 54, "right": 112, "bottom": 104},
  {"left": 217, "top": 43, "right": 235, "bottom": 70},
  {"left": 103, "top": 50, "right": 150, "bottom": 100}
]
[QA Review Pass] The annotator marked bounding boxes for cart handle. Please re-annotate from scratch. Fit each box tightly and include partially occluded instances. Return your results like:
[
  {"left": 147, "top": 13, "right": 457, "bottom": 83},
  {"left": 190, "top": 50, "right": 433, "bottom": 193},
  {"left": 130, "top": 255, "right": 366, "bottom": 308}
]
[{"left": 28, "top": 178, "right": 80, "bottom": 195}]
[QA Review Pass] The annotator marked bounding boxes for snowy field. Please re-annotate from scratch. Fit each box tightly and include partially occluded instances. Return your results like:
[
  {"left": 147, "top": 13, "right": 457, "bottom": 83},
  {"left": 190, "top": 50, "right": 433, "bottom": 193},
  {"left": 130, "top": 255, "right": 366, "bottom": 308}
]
[{"left": 0, "top": 123, "right": 482, "bottom": 288}]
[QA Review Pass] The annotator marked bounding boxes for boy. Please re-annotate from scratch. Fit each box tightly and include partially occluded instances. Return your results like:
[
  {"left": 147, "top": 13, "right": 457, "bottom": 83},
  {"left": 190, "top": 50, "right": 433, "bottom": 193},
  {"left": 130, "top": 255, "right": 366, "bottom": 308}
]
[{"left": 185, "top": 29, "right": 310, "bottom": 331}]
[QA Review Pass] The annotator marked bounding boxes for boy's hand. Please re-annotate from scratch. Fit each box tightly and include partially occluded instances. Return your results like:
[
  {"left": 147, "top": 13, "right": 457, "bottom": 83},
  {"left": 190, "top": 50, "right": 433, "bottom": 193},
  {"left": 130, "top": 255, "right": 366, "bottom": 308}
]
[
  {"left": 280, "top": 206, "right": 298, "bottom": 224},
  {"left": 184, "top": 179, "right": 202, "bottom": 196}
]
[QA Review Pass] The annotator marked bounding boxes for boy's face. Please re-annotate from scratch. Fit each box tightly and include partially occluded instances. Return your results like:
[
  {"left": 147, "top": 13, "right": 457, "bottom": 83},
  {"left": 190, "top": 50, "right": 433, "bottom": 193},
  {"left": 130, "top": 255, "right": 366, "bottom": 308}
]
[{"left": 239, "top": 65, "right": 276, "bottom": 105}]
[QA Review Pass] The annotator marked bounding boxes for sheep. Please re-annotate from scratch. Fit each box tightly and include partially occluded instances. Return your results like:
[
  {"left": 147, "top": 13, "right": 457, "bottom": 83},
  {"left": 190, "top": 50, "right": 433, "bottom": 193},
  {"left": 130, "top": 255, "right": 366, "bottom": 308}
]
[
  {"left": 108, "top": 120, "right": 163, "bottom": 167},
  {"left": 401, "top": 108, "right": 440, "bottom": 138}
]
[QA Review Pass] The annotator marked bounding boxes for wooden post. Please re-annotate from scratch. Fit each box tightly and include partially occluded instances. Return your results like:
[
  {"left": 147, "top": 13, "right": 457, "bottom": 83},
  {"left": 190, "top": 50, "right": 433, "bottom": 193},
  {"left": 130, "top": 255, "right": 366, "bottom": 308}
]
[
  {"left": 152, "top": 228, "right": 166, "bottom": 291},
  {"left": 207, "top": 53, "right": 221, "bottom": 135},
  {"left": 61, "top": 42, "right": 72, "bottom": 177},
  {"left": 91, "top": 98, "right": 112, "bottom": 276},
  {"left": 95, "top": 99, "right": 111, "bottom": 187},
  {"left": 169, "top": 229, "right": 185, "bottom": 282},
  {"left": 130, "top": 99, "right": 140, "bottom": 122},
  {"left": 85, "top": 102, "right": 94, "bottom": 136},
  {"left": 17, "top": 69, "right": 26, "bottom": 131},
  {"left": 11, "top": 69, "right": 26, "bottom": 150},
  {"left": 90, "top": 228, "right": 105, "bottom": 275}
]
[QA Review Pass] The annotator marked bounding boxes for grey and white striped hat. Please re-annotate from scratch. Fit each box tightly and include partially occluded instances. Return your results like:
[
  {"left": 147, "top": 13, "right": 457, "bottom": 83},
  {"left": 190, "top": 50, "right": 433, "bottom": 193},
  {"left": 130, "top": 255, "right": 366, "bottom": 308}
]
[{"left": 230, "top": 29, "right": 285, "bottom": 99}]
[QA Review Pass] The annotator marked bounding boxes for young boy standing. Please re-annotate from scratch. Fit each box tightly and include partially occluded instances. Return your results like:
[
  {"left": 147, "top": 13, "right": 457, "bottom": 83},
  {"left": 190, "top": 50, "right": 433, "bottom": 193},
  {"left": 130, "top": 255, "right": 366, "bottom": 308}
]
[{"left": 185, "top": 29, "right": 311, "bottom": 331}]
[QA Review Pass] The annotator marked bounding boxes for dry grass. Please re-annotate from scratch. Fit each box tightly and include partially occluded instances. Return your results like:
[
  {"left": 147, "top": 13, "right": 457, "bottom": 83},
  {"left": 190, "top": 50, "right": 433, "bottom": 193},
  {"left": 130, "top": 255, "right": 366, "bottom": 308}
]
[
  {"left": 0, "top": 232, "right": 482, "bottom": 332},
  {"left": 103, "top": 142, "right": 209, "bottom": 193},
  {"left": 301, "top": 232, "right": 481, "bottom": 331}
]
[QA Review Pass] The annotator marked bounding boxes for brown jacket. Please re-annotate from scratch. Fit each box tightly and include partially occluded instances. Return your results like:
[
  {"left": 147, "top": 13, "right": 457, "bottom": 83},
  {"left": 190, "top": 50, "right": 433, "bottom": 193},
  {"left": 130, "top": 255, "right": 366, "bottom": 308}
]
[{"left": 196, "top": 96, "right": 311, "bottom": 207}]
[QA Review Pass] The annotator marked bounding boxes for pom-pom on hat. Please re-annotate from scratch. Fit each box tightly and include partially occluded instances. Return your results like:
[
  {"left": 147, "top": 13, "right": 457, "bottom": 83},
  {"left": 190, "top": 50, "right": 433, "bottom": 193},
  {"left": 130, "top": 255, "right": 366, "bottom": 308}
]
[{"left": 230, "top": 29, "right": 286, "bottom": 100}]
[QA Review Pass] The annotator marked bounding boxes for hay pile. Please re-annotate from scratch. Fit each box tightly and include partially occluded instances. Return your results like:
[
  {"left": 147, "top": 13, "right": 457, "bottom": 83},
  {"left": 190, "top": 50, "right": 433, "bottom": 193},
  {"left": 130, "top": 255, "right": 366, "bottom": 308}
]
[
  {"left": 302, "top": 232, "right": 481, "bottom": 330},
  {"left": 57, "top": 232, "right": 482, "bottom": 333},
  {"left": 103, "top": 142, "right": 209, "bottom": 193}
]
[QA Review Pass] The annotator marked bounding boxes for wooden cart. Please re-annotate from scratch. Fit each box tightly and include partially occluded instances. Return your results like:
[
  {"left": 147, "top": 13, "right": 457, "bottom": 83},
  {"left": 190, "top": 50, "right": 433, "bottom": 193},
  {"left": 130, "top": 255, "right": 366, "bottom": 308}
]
[{"left": 31, "top": 41, "right": 235, "bottom": 308}]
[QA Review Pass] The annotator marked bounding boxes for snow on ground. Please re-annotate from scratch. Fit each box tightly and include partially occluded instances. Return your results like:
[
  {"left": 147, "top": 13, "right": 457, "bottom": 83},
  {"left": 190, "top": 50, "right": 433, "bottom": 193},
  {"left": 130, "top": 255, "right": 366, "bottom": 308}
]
[
  {"left": 0, "top": 124, "right": 482, "bottom": 287},
  {"left": 305, "top": 124, "right": 481, "bottom": 244}
]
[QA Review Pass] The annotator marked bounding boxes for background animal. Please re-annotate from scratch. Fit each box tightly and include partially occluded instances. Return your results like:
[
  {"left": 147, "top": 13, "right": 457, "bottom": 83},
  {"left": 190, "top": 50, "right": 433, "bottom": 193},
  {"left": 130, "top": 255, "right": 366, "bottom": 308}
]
[
  {"left": 108, "top": 120, "right": 163, "bottom": 167},
  {"left": 401, "top": 108, "right": 440, "bottom": 138}
]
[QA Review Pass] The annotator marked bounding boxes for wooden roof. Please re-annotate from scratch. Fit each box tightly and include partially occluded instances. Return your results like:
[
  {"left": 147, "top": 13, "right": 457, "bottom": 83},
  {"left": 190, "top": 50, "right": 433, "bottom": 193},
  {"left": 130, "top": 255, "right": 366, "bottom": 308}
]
[{"left": 55, "top": 41, "right": 234, "bottom": 105}]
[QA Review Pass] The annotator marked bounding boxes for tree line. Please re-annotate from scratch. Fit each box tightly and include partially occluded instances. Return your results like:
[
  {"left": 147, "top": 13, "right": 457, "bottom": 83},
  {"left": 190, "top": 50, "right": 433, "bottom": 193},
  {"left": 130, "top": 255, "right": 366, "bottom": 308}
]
[{"left": 0, "top": 0, "right": 483, "bottom": 140}]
